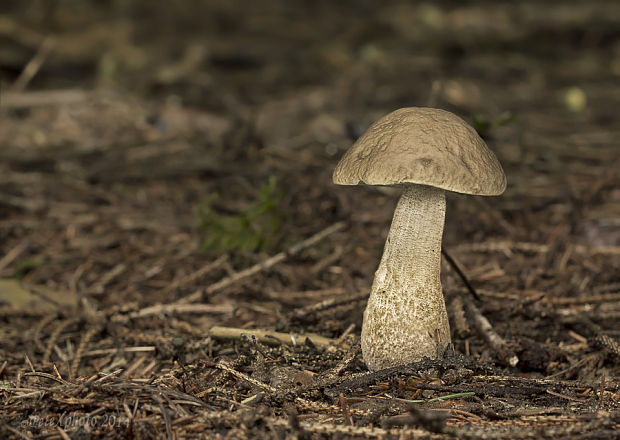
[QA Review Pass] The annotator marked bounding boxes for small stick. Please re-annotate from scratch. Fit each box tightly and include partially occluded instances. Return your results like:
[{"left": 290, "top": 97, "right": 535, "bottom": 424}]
[
  {"left": 43, "top": 317, "right": 80, "bottom": 363},
  {"left": 158, "top": 254, "right": 228, "bottom": 295},
  {"left": 455, "top": 241, "right": 550, "bottom": 254},
  {"left": 23, "top": 371, "right": 70, "bottom": 385},
  {"left": 157, "top": 399, "right": 173, "bottom": 440},
  {"left": 209, "top": 326, "right": 338, "bottom": 347},
  {"left": 85, "top": 263, "right": 126, "bottom": 295},
  {"left": 339, "top": 393, "right": 353, "bottom": 425},
  {"left": 441, "top": 247, "right": 480, "bottom": 300},
  {"left": 290, "top": 291, "right": 369, "bottom": 320},
  {"left": 55, "top": 427, "right": 71, "bottom": 440},
  {"left": 545, "top": 389, "right": 586, "bottom": 402},
  {"left": 454, "top": 240, "right": 620, "bottom": 256},
  {"left": 33, "top": 313, "right": 56, "bottom": 355},
  {"left": 330, "top": 344, "right": 360, "bottom": 377},
  {"left": 335, "top": 323, "right": 356, "bottom": 346},
  {"left": 216, "top": 360, "right": 277, "bottom": 393},
  {"left": 177, "top": 222, "right": 346, "bottom": 304},
  {"left": 11, "top": 36, "right": 55, "bottom": 92},
  {"left": 116, "top": 303, "right": 234, "bottom": 321},
  {"left": 447, "top": 296, "right": 470, "bottom": 337},
  {"left": 83, "top": 346, "right": 156, "bottom": 357},
  {"left": 548, "top": 292, "right": 620, "bottom": 305},
  {"left": 23, "top": 354, "right": 35, "bottom": 373},
  {"left": 443, "top": 246, "right": 517, "bottom": 366},
  {"left": 276, "top": 345, "right": 360, "bottom": 401},
  {"left": 7, "top": 426, "right": 33, "bottom": 440},
  {"left": 1, "top": 89, "right": 88, "bottom": 108},
  {"left": 217, "top": 361, "right": 368, "bottom": 418},
  {"left": 568, "top": 316, "right": 620, "bottom": 358},
  {"left": 461, "top": 295, "right": 519, "bottom": 367},
  {"left": 70, "top": 325, "right": 100, "bottom": 379},
  {"left": 270, "top": 419, "right": 429, "bottom": 438},
  {"left": 0, "top": 239, "right": 29, "bottom": 273}
]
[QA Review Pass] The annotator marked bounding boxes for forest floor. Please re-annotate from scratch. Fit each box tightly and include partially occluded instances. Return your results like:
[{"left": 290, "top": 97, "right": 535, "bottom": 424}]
[{"left": 0, "top": 1, "right": 618, "bottom": 438}]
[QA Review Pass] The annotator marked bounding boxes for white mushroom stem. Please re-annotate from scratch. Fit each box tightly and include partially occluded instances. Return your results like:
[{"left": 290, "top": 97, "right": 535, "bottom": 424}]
[{"left": 361, "top": 184, "right": 451, "bottom": 371}]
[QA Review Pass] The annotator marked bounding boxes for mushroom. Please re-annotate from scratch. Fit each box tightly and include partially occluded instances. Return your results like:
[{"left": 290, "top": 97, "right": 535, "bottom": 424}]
[{"left": 333, "top": 107, "right": 506, "bottom": 371}]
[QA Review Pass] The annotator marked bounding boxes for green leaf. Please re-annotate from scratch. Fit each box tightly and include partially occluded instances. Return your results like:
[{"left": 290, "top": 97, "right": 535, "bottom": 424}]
[{"left": 196, "top": 176, "right": 285, "bottom": 253}]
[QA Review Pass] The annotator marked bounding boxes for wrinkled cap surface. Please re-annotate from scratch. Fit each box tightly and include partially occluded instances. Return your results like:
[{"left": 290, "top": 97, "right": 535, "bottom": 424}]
[{"left": 333, "top": 107, "right": 507, "bottom": 195}]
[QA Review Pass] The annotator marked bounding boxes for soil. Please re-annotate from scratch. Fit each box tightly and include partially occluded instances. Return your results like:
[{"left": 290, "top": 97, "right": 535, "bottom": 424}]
[{"left": 0, "top": 1, "right": 618, "bottom": 438}]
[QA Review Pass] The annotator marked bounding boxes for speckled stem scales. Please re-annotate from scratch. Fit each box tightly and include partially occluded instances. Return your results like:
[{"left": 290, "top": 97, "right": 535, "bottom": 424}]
[{"left": 361, "top": 184, "right": 451, "bottom": 371}]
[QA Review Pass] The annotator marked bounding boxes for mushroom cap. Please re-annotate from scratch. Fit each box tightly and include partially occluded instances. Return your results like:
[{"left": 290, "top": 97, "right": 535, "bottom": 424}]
[{"left": 333, "top": 107, "right": 506, "bottom": 195}]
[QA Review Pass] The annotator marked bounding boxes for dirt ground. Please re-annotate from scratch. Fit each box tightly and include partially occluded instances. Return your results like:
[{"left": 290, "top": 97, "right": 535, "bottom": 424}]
[{"left": 0, "top": 1, "right": 619, "bottom": 438}]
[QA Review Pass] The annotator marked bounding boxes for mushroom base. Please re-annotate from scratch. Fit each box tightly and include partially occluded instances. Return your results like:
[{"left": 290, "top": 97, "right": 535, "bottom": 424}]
[{"left": 361, "top": 185, "right": 451, "bottom": 371}]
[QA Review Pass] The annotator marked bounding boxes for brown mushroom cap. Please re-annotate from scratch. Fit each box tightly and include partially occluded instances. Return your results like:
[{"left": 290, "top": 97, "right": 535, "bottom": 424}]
[{"left": 333, "top": 107, "right": 506, "bottom": 196}]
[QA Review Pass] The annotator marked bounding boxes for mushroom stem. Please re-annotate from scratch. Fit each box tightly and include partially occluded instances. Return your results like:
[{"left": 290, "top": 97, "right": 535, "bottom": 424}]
[{"left": 361, "top": 184, "right": 451, "bottom": 370}]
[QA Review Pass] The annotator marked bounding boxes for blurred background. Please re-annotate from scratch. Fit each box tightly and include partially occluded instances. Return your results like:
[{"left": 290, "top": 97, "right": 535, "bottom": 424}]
[
  {"left": 2, "top": 0, "right": 618, "bottom": 279},
  {"left": 1, "top": 0, "right": 619, "bottom": 318}
]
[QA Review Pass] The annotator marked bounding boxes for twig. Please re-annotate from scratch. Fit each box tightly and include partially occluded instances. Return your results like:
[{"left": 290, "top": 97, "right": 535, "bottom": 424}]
[
  {"left": 70, "top": 325, "right": 101, "bottom": 379},
  {"left": 454, "top": 240, "right": 620, "bottom": 256},
  {"left": 216, "top": 360, "right": 277, "bottom": 393},
  {"left": 311, "top": 245, "right": 343, "bottom": 274},
  {"left": 0, "top": 239, "right": 29, "bottom": 273},
  {"left": 461, "top": 295, "right": 519, "bottom": 367},
  {"left": 381, "top": 406, "right": 449, "bottom": 432},
  {"left": 83, "top": 346, "right": 156, "bottom": 357},
  {"left": 455, "top": 241, "right": 549, "bottom": 254},
  {"left": 595, "top": 282, "right": 620, "bottom": 294},
  {"left": 0, "top": 15, "right": 43, "bottom": 47},
  {"left": 216, "top": 361, "right": 370, "bottom": 418},
  {"left": 565, "top": 315, "right": 620, "bottom": 358},
  {"left": 330, "top": 344, "right": 361, "bottom": 377},
  {"left": 23, "top": 371, "right": 70, "bottom": 385},
  {"left": 176, "top": 222, "right": 346, "bottom": 303},
  {"left": 335, "top": 323, "right": 356, "bottom": 345},
  {"left": 447, "top": 296, "right": 470, "bottom": 337},
  {"left": 473, "top": 197, "right": 516, "bottom": 236},
  {"left": 43, "top": 317, "right": 81, "bottom": 363},
  {"left": 276, "top": 344, "right": 360, "bottom": 402},
  {"left": 265, "top": 287, "right": 348, "bottom": 307},
  {"left": 115, "top": 303, "right": 234, "bottom": 322},
  {"left": 545, "top": 389, "right": 586, "bottom": 402},
  {"left": 33, "top": 313, "right": 57, "bottom": 355},
  {"left": 339, "top": 393, "right": 353, "bottom": 425},
  {"left": 269, "top": 418, "right": 430, "bottom": 439},
  {"left": 326, "top": 354, "right": 487, "bottom": 399},
  {"left": 209, "top": 326, "right": 338, "bottom": 347},
  {"left": 290, "top": 291, "right": 369, "bottom": 320},
  {"left": 85, "top": 264, "right": 126, "bottom": 295},
  {"left": 545, "top": 354, "right": 598, "bottom": 379},
  {"left": 11, "top": 36, "right": 55, "bottom": 92},
  {"left": 472, "top": 374, "right": 617, "bottom": 392},
  {"left": 443, "top": 246, "right": 516, "bottom": 365},
  {"left": 384, "top": 391, "right": 475, "bottom": 404},
  {"left": 157, "top": 254, "right": 229, "bottom": 295},
  {"left": 547, "top": 291, "right": 620, "bottom": 305},
  {"left": 442, "top": 247, "right": 480, "bottom": 300},
  {"left": 23, "top": 354, "right": 35, "bottom": 373},
  {"left": 1, "top": 89, "right": 88, "bottom": 108},
  {"left": 157, "top": 399, "right": 174, "bottom": 440},
  {"left": 55, "top": 427, "right": 71, "bottom": 440},
  {"left": 6, "top": 426, "right": 31, "bottom": 440}
]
